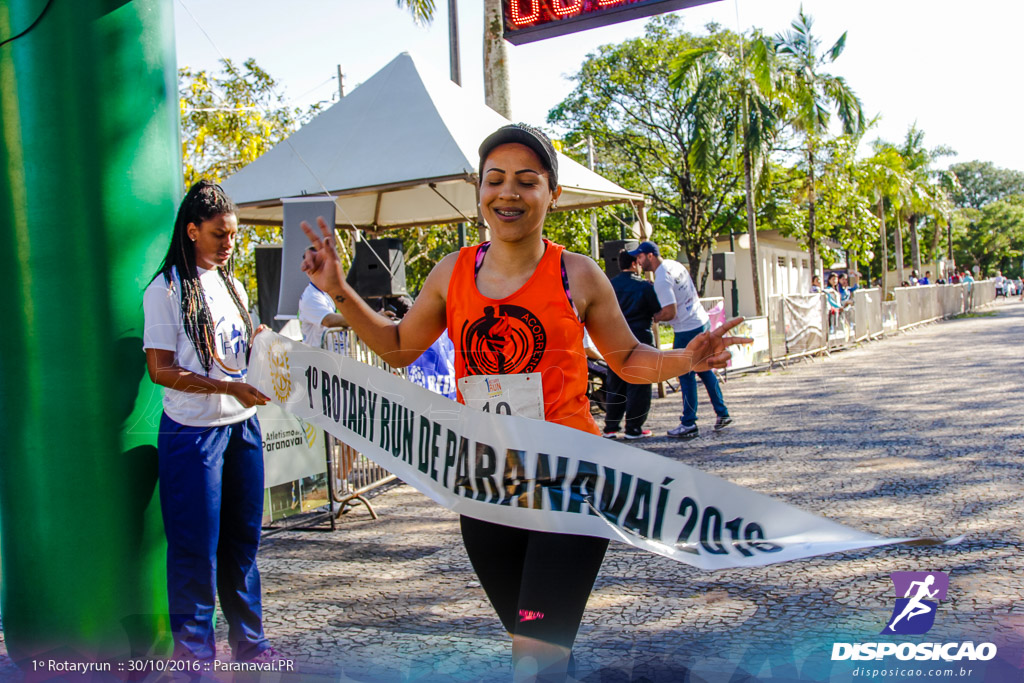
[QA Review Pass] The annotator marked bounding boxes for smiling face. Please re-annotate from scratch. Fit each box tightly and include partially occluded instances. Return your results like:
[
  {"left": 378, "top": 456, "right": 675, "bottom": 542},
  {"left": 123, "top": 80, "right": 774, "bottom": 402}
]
[
  {"left": 188, "top": 212, "right": 238, "bottom": 269},
  {"left": 479, "top": 143, "right": 561, "bottom": 244}
]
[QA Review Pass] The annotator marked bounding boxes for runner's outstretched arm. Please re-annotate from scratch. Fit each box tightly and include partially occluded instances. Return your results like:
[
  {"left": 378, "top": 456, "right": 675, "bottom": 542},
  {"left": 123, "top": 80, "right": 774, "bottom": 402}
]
[
  {"left": 300, "top": 216, "right": 449, "bottom": 367},
  {"left": 565, "top": 253, "right": 751, "bottom": 382}
]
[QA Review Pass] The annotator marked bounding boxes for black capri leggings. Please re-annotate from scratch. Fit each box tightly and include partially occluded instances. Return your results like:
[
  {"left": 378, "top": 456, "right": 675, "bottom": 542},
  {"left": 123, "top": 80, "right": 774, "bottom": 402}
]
[{"left": 460, "top": 515, "right": 609, "bottom": 649}]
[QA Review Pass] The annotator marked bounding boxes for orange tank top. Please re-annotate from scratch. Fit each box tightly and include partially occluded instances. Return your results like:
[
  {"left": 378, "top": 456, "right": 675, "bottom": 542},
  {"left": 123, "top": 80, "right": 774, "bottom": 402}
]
[{"left": 446, "top": 240, "right": 599, "bottom": 435}]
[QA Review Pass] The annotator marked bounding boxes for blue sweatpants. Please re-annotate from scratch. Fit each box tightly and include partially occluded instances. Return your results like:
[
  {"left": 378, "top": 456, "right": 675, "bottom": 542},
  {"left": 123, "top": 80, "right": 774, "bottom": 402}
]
[
  {"left": 158, "top": 412, "right": 269, "bottom": 661},
  {"left": 673, "top": 324, "right": 729, "bottom": 427}
]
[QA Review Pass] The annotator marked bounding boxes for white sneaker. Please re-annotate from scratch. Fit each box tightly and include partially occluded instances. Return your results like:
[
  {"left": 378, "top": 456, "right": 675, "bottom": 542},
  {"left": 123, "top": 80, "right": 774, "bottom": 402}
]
[{"left": 667, "top": 423, "right": 698, "bottom": 439}]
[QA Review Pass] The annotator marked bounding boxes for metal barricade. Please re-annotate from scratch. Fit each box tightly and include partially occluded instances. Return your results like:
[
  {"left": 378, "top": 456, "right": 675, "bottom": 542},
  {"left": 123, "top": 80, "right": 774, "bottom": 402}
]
[
  {"left": 971, "top": 280, "right": 995, "bottom": 309},
  {"left": 853, "top": 288, "right": 883, "bottom": 341},
  {"left": 320, "top": 328, "right": 399, "bottom": 519}
]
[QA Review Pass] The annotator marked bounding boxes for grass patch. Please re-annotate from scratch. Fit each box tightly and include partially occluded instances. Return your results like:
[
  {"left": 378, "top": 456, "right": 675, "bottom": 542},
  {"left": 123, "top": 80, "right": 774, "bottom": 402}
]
[
  {"left": 951, "top": 311, "right": 998, "bottom": 319},
  {"left": 658, "top": 325, "right": 674, "bottom": 348}
]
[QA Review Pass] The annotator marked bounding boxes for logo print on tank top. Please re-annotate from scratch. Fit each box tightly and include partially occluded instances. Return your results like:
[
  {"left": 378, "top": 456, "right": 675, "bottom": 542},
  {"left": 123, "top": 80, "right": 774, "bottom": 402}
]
[{"left": 461, "top": 304, "right": 546, "bottom": 375}]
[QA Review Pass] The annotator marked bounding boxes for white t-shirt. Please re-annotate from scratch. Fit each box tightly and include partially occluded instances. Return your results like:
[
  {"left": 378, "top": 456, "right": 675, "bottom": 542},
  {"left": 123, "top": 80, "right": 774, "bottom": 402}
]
[
  {"left": 143, "top": 266, "right": 256, "bottom": 427},
  {"left": 653, "top": 259, "right": 709, "bottom": 332},
  {"left": 298, "top": 282, "right": 338, "bottom": 347}
]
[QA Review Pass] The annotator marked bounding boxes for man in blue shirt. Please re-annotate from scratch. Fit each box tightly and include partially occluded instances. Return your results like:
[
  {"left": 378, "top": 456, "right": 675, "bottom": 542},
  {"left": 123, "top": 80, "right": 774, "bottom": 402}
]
[{"left": 602, "top": 250, "right": 662, "bottom": 439}]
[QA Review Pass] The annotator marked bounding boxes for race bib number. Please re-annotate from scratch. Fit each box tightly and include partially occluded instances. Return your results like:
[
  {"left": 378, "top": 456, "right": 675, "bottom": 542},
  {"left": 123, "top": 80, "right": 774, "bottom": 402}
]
[{"left": 459, "top": 373, "right": 545, "bottom": 420}]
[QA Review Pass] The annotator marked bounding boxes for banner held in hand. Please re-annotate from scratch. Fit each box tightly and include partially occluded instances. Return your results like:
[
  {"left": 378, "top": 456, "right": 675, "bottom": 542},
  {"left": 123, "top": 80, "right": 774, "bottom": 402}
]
[{"left": 250, "top": 331, "right": 948, "bottom": 570}]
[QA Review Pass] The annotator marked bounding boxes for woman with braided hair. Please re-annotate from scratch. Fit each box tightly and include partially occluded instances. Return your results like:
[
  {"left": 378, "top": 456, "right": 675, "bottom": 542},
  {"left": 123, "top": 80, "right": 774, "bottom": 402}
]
[{"left": 143, "top": 179, "right": 276, "bottom": 662}]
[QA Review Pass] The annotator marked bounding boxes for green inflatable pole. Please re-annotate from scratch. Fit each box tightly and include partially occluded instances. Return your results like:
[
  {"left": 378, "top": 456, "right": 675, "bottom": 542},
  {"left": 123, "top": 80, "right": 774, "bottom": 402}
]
[{"left": 0, "top": 0, "right": 178, "bottom": 666}]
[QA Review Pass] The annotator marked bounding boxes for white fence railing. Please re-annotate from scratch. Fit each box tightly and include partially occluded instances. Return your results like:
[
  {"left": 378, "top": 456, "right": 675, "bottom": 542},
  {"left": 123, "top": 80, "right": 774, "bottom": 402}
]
[{"left": 756, "top": 281, "right": 995, "bottom": 363}]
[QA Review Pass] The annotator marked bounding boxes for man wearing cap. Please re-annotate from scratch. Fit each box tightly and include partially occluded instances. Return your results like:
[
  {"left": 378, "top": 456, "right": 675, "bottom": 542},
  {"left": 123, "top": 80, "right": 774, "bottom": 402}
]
[
  {"left": 602, "top": 250, "right": 662, "bottom": 439},
  {"left": 631, "top": 241, "right": 732, "bottom": 439}
]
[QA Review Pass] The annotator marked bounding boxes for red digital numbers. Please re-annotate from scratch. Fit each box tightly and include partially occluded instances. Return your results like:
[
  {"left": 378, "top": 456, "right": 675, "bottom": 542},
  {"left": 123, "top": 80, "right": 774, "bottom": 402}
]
[
  {"left": 509, "top": 0, "right": 541, "bottom": 25},
  {"left": 503, "top": 0, "right": 719, "bottom": 45},
  {"left": 507, "top": 0, "right": 626, "bottom": 27}
]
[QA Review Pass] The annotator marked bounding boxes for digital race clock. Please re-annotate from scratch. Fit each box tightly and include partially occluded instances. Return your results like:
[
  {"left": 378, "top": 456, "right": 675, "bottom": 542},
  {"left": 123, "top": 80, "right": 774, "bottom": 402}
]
[{"left": 503, "top": 0, "right": 721, "bottom": 45}]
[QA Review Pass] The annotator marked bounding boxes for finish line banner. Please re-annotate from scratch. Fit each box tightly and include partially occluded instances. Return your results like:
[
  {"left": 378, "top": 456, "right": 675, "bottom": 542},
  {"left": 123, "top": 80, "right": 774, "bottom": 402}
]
[{"left": 250, "top": 332, "right": 934, "bottom": 570}]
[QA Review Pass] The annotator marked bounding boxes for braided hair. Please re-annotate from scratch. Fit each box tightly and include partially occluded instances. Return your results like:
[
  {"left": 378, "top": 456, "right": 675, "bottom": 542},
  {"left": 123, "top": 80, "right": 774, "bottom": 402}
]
[{"left": 152, "top": 180, "right": 253, "bottom": 375}]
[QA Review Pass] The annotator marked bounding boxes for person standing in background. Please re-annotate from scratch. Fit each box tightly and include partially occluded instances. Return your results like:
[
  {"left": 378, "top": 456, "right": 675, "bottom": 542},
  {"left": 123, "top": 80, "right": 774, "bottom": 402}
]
[
  {"left": 630, "top": 241, "right": 732, "bottom": 440},
  {"left": 299, "top": 246, "right": 348, "bottom": 347},
  {"left": 602, "top": 250, "right": 662, "bottom": 440}
]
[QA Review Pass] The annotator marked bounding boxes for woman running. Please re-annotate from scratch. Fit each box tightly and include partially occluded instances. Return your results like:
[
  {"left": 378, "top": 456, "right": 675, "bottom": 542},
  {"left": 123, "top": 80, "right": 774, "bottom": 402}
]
[
  {"left": 143, "top": 180, "right": 276, "bottom": 662},
  {"left": 300, "top": 124, "right": 748, "bottom": 681}
]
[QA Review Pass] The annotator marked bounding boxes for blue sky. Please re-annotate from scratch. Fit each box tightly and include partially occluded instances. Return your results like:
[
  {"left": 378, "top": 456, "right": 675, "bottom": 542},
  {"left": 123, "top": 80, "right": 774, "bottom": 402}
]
[{"left": 175, "top": 0, "right": 1024, "bottom": 173}]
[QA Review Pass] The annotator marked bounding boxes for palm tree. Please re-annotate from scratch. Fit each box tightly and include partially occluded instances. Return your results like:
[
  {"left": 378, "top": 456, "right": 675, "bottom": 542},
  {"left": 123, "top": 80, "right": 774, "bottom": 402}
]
[
  {"left": 670, "top": 33, "right": 784, "bottom": 316},
  {"left": 932, "top": 170, "right": 961, "bottom": 265},
  {"left": 775, "top": 8, "right": 864, "bottom": 280},
  {"left": 888, "top": 125, "right": 955, "bottom": 274},
  {"left": 396, "top": 0, "right": 436, "bottom": 26},
  {"left": 863, "top": 147, "right": 910, "bottom": 295}
]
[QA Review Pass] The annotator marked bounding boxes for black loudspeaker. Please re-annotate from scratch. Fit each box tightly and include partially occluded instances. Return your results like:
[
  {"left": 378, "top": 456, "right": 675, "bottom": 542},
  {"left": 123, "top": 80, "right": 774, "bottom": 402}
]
[
  {"left": 712, "top": 252, "right": 735, "bottom": 281},
  {"left": 601, "top": 239, "right": 639, "bottom": 279},
  {"left": 254, "top": 245, "right": 288, "bottom": 333},
  {"left": 346, "top": 238, "right": 407, "bottom": 297}
]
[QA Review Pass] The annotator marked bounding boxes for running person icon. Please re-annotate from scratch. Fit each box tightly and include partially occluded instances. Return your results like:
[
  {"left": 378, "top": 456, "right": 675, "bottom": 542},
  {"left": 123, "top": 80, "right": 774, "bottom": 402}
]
[
  {"left": 888, "top": 575, "right": 939, "bottom": 631},
  {"left": 299, "top": 124, "right": 751, "bottom": 681}
]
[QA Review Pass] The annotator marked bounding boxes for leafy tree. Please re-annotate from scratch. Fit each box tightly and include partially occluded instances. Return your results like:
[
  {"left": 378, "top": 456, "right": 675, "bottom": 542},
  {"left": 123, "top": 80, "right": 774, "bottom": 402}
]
[
  {"left": 179, "top": 58, "right": 322, "bottom": 299},
  {"left": 378, "top": 224, "right": 461, "bottom": 295},
  {"left": 549, "top": 17, "right": 746, "bottom": 291},
  {"left": 814, "top": 135, "right": 878, "bottom": 272},
  {"left": 775, "top": 8, "right": 864, "bottom": 277},
  {"left": 953, "top": 196, "right": 1024, "bottom": 276},
  {"left": 948, "top": 160, "right": 1024, "bottom": 209}
]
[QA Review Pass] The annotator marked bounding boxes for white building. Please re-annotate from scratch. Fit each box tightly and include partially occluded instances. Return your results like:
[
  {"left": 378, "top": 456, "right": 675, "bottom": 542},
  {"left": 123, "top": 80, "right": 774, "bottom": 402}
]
[{"left": 704, "top": 231, "right": 841, "bottom": 318}]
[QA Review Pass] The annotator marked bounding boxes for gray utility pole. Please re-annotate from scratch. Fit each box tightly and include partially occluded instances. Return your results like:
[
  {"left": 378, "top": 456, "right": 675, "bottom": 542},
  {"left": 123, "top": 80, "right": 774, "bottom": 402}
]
[
  {"left": 337, "top": 65, "right": 344, "bottom": 98},
  {"left": 587, "top": 135, "right": 598, "bottom": 259}
]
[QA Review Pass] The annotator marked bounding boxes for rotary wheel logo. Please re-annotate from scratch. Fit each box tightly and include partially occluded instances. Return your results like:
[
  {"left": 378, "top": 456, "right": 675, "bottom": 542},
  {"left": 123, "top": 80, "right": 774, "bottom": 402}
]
[
  {"left": 461, "top": 304, "right": 546, "bottom": 375},
  {"left": 268, "top": 340, "right": 292, "bottom": 402}
]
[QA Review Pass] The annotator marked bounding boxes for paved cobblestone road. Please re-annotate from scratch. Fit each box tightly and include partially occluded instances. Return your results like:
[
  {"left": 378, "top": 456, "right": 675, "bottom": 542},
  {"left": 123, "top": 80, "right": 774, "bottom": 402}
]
[{"left": 3, "top": 301, "right": 1022, "bottom": 682}]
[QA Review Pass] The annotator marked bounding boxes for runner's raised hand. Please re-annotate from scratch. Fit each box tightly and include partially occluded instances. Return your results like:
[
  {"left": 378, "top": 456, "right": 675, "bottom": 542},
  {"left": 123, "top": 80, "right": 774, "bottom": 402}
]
[
  {"left": 686, "top": 317, "right": 753, "bottom": 373},
  {"left": 300, "top": 216, "right": 348, "bottom": 301}
]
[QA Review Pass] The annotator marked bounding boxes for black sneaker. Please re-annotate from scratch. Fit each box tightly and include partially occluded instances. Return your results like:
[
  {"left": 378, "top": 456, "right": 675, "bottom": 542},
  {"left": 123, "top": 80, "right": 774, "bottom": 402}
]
[
  {"left": 667, "top": 423, "right": 699, "bottom": 439},
  {"left": 602, "top": 430, "right": 620, "bottom": 439},
  {"left": 713, "top": 416, "right": 733, "bottom": 432}
]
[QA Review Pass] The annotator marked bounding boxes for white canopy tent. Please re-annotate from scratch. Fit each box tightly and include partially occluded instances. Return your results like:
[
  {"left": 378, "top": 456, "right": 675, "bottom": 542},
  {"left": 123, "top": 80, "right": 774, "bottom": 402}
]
[{"left": 221, "top": 52, "right": 645, "bottom": 232}]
